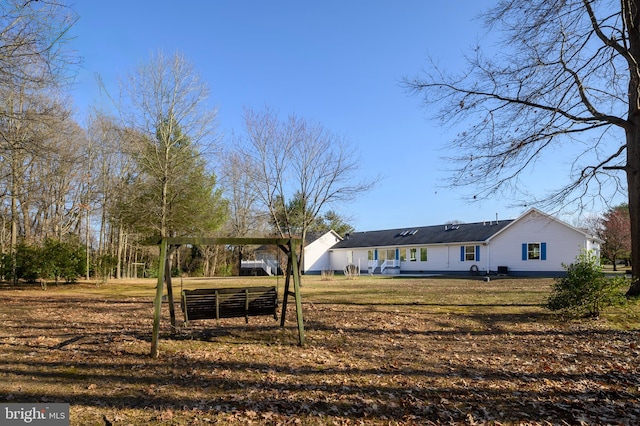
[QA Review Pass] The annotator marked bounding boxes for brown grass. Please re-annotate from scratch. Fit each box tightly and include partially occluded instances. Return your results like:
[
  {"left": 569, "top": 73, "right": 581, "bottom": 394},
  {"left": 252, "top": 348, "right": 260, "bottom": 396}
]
[{"left": 0, "top": 275, "right": 639, "bottom": 425}]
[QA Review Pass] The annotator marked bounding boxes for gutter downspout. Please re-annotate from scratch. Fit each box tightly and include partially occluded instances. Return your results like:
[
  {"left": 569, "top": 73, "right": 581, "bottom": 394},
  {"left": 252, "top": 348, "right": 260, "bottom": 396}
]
[{"left": 486, "top": 242, "right": 490, "bottom": 274}]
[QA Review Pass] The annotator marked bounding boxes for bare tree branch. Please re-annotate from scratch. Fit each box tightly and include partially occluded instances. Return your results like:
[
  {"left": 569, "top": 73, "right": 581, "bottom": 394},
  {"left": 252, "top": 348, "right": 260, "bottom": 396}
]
[{"left": 406, "top": 0, "right": 640, "bottom": 294}]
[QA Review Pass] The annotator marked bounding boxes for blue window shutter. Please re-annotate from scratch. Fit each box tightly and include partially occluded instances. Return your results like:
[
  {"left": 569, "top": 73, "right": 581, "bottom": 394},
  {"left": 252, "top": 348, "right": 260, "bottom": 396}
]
[
  {"left": 460, "top": 246, "right": 465, "bottom": 261},
  {"left": 475, "top": 245, "right": 480, "bottom": 261},
  {"left": 374, "top": 249, "right": 378, "bottom": 260},
  {"left": 541, "top": 242, "right": 547, "bottom": 260},
  {"left": 522, "top": 243, "right": 527, "bottom": 261},
  {"left": 395, "top": 248, "right": 399, "bottom": 260}
]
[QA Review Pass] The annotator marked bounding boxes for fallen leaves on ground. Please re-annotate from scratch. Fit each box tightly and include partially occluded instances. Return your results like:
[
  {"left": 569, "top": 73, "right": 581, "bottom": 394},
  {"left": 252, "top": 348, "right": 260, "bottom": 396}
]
[{"left": 0, "top": 285, "right": 638, "bottom": 425}]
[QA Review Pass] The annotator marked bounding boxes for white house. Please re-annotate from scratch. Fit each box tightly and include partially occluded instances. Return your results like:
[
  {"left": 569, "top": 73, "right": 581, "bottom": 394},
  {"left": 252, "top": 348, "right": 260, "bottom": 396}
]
[
  {"left": 303, "top": 208, "right": 601, "bottom": 277},
  {"left": 241, "top": 230, "right": 343, "bottom": 276},
  {"left": 302, "top": 230, "right": 343, "bottom": 273}
]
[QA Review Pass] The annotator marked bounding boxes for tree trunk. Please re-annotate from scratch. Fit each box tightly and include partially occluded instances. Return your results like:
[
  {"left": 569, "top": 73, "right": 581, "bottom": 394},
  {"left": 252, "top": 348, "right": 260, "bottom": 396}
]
[
  {"left": 98, "top": 205, "right": 105, "bottom": 257},
  {"left": 299, "top": 230, "right": 306, "bottom": 275},
  {"left": 211, "top": 245, "right": 219, "bottom": 276},
  {"left": 626, "top": 139, "right": 640, "bottom": 295},
  {"left": 175, "top": 246, "right": 180, "bottom": 277},
  {"left": 236, "top": 245, "right": 243, "bottom": 276},
  {"left": 86, "top": 208, "right": 91, "bottom": 281},
  {"left": 125, "top": 236, "right": 132, "bottom": 278},
  {"left": 116, "top": 221, "right": 124, "bottom": 279},
  {"left": 1, "top": 216, "right": 5, "bottom": 281},
  {"left": 20, "top": 192, "right": 31, "bottom": 244},
  {"left": 10, "top": 161, "right": 19, "bottom": 285},
  {"left": 624, "top": 1, "right": 640, "bottom": 297},
  {"left": 625, "top": 105, "right": 640, "bottom": 295}
]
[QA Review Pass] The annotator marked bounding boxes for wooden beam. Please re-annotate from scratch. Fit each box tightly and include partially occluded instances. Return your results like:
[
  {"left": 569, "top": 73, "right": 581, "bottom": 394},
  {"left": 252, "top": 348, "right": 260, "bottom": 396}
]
[
  {"left": 162, "top": 237, "right": 302, "bottom": 246},
  {"left": 150, "top": 236, "right": 305, "bottom": 357},
  {"left": 280, "top": 253, "right": 293, "bottom": 328},
  {"left": 165, "top": 255, "right": 176, "bottom": 333},
  {"left": 278, "top": 244, "right": 290, "bottom": 255},
  {"left": 289, "top": 241, "right": 305, "bottom": 346},
  {"left": 150, "top": 238, "right": 168, "bottom": 358}
]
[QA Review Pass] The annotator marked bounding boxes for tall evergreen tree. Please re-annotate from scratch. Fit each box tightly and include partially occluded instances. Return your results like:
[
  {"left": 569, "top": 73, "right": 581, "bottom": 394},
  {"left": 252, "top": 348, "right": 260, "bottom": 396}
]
[{"left": 119, "top": 118, "right": 227, "bottom": 238}]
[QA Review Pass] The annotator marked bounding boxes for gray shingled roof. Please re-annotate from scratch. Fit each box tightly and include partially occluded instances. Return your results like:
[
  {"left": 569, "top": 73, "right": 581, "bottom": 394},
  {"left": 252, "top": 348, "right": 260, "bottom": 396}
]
[{"left": 331, "top": 220, "right": 514, "bottom": 249}]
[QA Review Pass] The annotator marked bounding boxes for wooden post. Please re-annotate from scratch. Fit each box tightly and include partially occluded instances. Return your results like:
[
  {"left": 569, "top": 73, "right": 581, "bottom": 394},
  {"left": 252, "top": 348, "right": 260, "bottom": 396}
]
[
  {"left": 150, "top": 238, "right": 168, "bottom": 358},
  {"left": 280, "top": 252, "right": 292, "bottom": 327},
  {"left": 148, "top": 236, "right": 305, "bottom": 357},
  {"left": 165, "top": 254, "right": 176, "bottom": 333},
  {"left": 289, "top": 241, "right": 305, "bottom": 346},
  {"left": 244, "top": 288, "right": 249, "bottom": 323}
]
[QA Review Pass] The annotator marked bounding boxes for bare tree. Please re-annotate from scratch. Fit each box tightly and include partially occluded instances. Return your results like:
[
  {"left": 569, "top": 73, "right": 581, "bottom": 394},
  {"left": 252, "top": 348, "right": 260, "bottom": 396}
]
[
  {"left": 0, "top": 1, "right": 77, "bottom": 92},
  {"left": 85, "top": 109, "right": 135, "bottom": 279},
  {"left": 0, "top": 89, "right": 76, "bottom": 245},
  {"left": 599, "top": 204, "right": 631, "bottom": 270},
  {"left": 406, "top": 0, "right": 640, "bottom": 296},
  {"left": 32, "top": 117, "right": 86, "bottom": 240},
  {"left": 0, "top": 0, "right": 78, "bottom": 281},
  {"left": 219, "top": 148, "right": 268, "bottom": 272},
  {"left": 239, "top": 107, "right": 375, "bottom": 266},
  {"left": 221, "top": 149, "right": 266, "bottom": 237}
]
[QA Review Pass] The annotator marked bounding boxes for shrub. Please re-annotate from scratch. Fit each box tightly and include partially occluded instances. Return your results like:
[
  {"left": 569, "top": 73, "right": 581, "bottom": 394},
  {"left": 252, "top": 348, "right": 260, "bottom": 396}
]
[
  {"left": 14, "top": 243, "right": 42, "bottom": 283},
  {"left": 547, "top": 250, "right": 627, "bottom": 317},
  {"left": 217, "top": 264, "right": 233, "bottom": 277},
  {"left": 343, "top": 264, "right": 359, "bottom": 280},
  {"left": 1, "top": 239, "right": 86, "bottom": 285},
  {"left": 321, "top": 269, "right": 334, "bottom": 281},
  {"left": 41, "top": 238, "right": 86, "bottom": 283}
]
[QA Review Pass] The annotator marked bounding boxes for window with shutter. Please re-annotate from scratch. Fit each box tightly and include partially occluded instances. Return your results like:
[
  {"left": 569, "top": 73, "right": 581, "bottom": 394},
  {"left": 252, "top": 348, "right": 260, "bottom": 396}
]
[{"left": 522, "top": 242, "right": 546, "bottom": 260}]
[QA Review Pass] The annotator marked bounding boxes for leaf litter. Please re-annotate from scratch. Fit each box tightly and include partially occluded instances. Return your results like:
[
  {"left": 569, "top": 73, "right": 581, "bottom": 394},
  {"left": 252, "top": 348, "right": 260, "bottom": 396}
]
[{"left": 0, "top": 284, "right": 638, "bottom": 425}]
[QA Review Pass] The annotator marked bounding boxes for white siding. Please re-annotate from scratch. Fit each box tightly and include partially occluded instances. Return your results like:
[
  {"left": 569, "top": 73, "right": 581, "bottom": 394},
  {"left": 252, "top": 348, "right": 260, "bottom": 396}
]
[
  {"left": 325, "top": 209, "right": 599, "bottom": 276},
  {"left": 330, "top": 244, "right": 491, "bottom": 274},
  {"left": 328, "top": 249, "right": 368, "bottom": 273},
  {"left": 303, "top": 231, "right": 342, "bottom": 273},
  {"left": 400, "top": 245, "right": 454, "bottom": 272},
  {"left": 487, "top": 210, "right": 592, "bottom": 273}
]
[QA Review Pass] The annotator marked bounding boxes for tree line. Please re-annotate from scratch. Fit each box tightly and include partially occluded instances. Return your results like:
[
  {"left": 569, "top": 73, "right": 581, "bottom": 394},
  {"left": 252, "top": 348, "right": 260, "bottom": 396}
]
[
  {"left": 4, "top": 1, "right": 637, "bottom": 287},
  {"left": 0, "top": 1, "right": 364, "bottom": 283}
]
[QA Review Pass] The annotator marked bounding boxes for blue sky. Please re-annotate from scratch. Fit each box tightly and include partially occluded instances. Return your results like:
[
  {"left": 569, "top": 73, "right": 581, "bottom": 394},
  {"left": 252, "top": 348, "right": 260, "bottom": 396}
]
[{"left": 69, "top": 1, "right": 613, "bottom": 231}]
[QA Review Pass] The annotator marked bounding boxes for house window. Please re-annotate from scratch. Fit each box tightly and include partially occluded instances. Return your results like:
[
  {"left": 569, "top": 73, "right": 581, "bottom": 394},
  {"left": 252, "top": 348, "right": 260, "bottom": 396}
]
[
  {"left": 420, "top": 247, "right": 428, "bottom": 261},
  {"left": 522, "top": 242, "right": 546, "bottom": 260},
  {"left": 465, "top": 245, "right": 476, "bottom": 261},
  {"left": 400, "top": 248, "right": 406, "bottom": 261},
  {"left": 368, "top": 250, "right": 374, "bottom": 261},
  {"left": 386, "top": 249, "right": 395, "bottom": 261},
  {"left": 461, "top": 245, "right": 480, "bottom": 261},
  {"left": 409, "top": 248, "right": 417, "bottom": 261}
]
